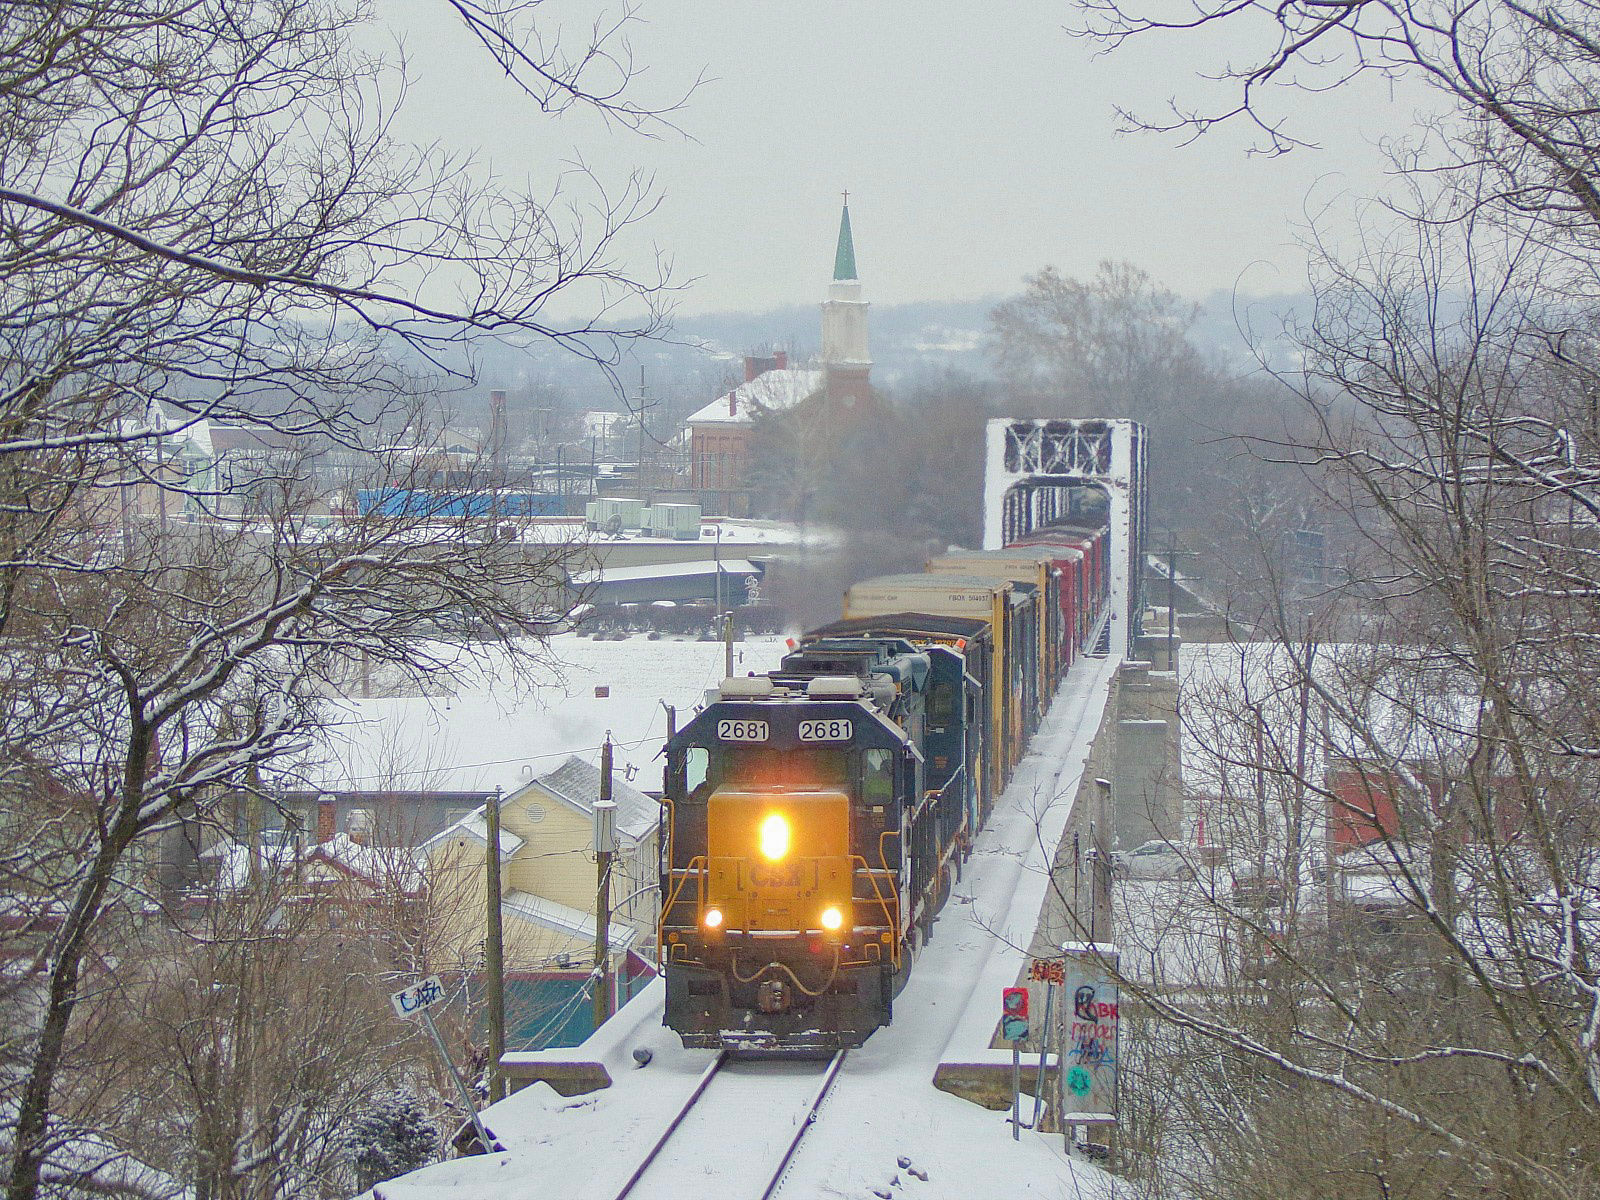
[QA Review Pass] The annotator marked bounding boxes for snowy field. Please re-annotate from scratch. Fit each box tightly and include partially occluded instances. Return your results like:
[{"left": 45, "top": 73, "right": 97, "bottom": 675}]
[{"left": 303, "top": 633, "right": 793, "bottom": 797}]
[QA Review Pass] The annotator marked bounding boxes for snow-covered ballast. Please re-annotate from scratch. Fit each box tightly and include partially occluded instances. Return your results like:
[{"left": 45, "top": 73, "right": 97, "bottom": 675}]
[{"left": 659, "top": 637, "right": 974, "bottom": 1052}]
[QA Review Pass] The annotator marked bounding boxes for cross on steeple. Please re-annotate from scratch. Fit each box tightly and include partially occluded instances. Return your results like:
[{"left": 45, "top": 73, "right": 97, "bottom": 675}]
[{"left": 842, "top": 188, "right": 849, "bottom": 207}]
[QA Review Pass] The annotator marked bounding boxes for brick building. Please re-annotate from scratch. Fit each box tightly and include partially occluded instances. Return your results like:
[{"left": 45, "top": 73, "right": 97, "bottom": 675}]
[{"left": 683, "top": 200, "right": 874, "bottom": 513}]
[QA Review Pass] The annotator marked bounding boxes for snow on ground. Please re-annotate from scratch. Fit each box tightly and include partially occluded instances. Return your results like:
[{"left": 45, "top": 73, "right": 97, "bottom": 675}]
[
  {"left": 507, "top": 516, "right": 832, "bottom": 550},
  {"left": 360, "top": 650, "right": 1125, "bottom": 1200},
  {"left": 303, "top": 634, "right": 791, "bottom": 796}
]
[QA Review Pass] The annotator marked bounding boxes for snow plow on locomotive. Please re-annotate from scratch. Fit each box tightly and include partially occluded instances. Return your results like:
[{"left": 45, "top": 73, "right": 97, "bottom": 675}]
[{"left": 658, "top": 522, "right": 1113, "bottom": 1053}]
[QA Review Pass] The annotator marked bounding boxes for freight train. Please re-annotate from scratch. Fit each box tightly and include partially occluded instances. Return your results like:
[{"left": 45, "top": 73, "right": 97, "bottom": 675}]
[{"left": 657, "top": 517, "right": 1113, "bottom": 1051}]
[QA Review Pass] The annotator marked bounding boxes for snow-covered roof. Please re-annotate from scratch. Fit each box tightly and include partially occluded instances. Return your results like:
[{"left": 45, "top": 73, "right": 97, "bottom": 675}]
[
  {"left": 522, "top": 755, "right": 659, "bottom": 842},
  {"left": 420, "top": 807, "right": 526, "bottom": 858},
  {"left": 684, "top": 368, "right": 825, "bottom": 427},
  {"left": 582, "top": 410, "right": 630, "bottom": 438},
  {"left": 1180, "top": 640, "right": 1483, "bottom": 797},
  {"left": 570, "top": 558, "right": 761, "bottom": 587},
  {"left": 203, "top": 833, "right": 424, "bottom": 893},
  {"left": 502, "top": 888, "right": 640, "bottom": 952},
  {"left": 297, "top": 633, "right": 792, "bottom": 799},
  {"left": 305, "top": 833, "right": 425, "bottom": 892},
  {"left": 201, "top": 838, "right": 300, "bottom": 890}
]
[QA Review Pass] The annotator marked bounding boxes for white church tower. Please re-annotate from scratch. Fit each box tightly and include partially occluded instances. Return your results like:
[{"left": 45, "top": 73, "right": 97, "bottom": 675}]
[{"left": 820, "top": 197, "right": 872, "bottom": 407}]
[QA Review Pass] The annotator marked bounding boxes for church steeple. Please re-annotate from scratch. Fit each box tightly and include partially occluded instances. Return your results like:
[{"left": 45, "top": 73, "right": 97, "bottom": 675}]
[
  {"left": 821, "top": 194, "right": 871, "bottom": 407},
  {"left": 833, "top": 199, "right": 858, "bottom": 282}
]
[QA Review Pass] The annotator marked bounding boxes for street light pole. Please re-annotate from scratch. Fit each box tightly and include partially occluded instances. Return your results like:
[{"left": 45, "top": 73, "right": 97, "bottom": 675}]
[{"left": 714, "top": 522, "right": 723, "bottom": 622}]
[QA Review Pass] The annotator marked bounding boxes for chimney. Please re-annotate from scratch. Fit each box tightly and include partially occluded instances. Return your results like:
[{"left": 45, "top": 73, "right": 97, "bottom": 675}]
[
  {"left": 744, "top": 356, "right": 760, "bottom": 382},
  {"left": 316, "top": 795, "right": 336, "bottom": 844},
  {"left": 728, "top": 389, "right": 737, "bottom": 417},
  {"left": 774, "top": 349, "right": 788, "bottom": 370}
]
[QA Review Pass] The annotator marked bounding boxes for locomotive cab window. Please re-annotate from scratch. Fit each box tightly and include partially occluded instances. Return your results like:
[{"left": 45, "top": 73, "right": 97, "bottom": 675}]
[
  {"left": 863, "top": 748, "right": 894, "bottom": 807},
  {"left": 683, "top": 747, "right": 710, "bottom": 800}
]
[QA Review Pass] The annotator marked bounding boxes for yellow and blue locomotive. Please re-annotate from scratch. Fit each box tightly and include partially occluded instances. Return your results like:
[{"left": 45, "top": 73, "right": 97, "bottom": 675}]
[
  {"left": 658, "top": 520, "right": 1112, "bottom": 1052},
  {"left": 659, "top": 636, "right": 975, "bottom": 1050}
]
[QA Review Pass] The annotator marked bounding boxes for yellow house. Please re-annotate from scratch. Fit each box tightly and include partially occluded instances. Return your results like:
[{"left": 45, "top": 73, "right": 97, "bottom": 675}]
[{"left": 421, "top": 755, "right": 661, "bottom": 1035}]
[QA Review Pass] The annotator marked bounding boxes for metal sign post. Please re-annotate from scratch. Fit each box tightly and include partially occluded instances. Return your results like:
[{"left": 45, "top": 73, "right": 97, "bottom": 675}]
[
  {"left": 1002, "top": 987, "right": 1029, "bottom": 1141},
  {"left": 1028, "top": 957, "right": 1065, "bottom": 1131},
  {"left": 391, "top": 976, "right": 495, "bottom": 1155}
]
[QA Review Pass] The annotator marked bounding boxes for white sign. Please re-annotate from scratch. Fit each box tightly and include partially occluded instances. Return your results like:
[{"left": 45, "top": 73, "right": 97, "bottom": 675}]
[
  {"left": 716, "top": 718, "right": 769, "bottom": 742},
  {"left": 798, "top": 718, "right": 853, "bottom": 742},
  {"left": 390, "top": 975, "right": 447, "bottom": 1020},
  {"left": 1061, "top": 945, "right": 1119, "bottom": 1123}
]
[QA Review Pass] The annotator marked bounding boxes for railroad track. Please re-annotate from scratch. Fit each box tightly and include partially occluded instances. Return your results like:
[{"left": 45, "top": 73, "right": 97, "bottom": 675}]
[{"left": 612, "top": 1050, "right": 847, "bottom": 1200}]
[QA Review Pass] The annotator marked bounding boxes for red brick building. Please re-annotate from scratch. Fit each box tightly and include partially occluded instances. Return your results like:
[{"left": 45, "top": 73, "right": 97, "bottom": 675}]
[
  {"left": 686, "top": 353, "right": 823, "bottom": 490},
  {"left": 683, "top": 200, "right": 874, "bottom": 510}
]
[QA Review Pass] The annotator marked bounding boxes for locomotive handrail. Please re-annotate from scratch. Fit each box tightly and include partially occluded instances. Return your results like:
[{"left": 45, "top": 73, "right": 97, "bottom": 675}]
[
  {"left": 876, "top": 829, "right": 900, "bottom": 878},
  {"left": 658, "top": 856, "right": 707, "bottom": 962},
  {"left": 849, "top": 854, "right": 901, "bottom": 970}
]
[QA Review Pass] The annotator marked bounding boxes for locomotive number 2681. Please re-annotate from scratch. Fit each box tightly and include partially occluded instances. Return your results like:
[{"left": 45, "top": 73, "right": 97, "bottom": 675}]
[
  {"left": 716, "top": 719, "right": 769, "bottom": 742},
  {"left": 798, "top": 718, "right": 853, "bottom": 742}
]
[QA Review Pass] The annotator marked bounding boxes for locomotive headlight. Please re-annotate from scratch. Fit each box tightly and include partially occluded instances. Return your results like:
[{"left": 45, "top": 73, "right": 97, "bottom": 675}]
[
  {"left": 703, "top": 907, "right": 725, "bottom": 930},
  {"left": 759, "top": 813, "right": 791, "bottom": 861},
  {"left": 820, "top": 906, "right": 844, "bottom": 932}
]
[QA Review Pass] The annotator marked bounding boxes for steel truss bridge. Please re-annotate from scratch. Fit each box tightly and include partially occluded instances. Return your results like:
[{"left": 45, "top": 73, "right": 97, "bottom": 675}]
[{"left": 982, "top": 418, "right": 1148, "bottom": 655}]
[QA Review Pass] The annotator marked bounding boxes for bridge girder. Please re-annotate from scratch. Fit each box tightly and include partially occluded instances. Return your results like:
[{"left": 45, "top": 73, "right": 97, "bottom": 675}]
[{"left": 982, "top": 418, "right": 1149, "bottom": 656}]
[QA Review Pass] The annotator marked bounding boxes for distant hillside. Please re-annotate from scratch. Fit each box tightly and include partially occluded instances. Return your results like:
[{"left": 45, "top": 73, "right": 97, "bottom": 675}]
[{"left": 456, "top": 290, "right": 1313, "bottom": 416}]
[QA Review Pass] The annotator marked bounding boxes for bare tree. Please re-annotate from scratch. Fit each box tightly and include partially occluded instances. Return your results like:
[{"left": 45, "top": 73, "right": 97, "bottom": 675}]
[
  {"left": 988, "top": 261, "right": 1301, "bottom": 532},
  {"left": 1045, "top": 0, "right": 1600, "bottom": 1186},
  {"left": 1094, "top": 209, "right": 1600, "bottom": 1198},
  {"left": 1073, "top": 0, "right": 1600, "bottom": 259},
  {"left": 0, "top": 4, "right": 679, "bottom": 1198}
]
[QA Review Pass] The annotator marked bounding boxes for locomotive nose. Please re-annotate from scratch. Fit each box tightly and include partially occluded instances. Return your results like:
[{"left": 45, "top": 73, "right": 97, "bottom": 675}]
[{"left": 703, "top": 788, "right": 852, "bottom": 934}]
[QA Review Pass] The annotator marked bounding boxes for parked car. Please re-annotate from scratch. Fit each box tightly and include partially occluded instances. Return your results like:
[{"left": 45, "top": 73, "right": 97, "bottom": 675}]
[{"left": 1113, "top": 840, "right": 1194, "bottom": 880}]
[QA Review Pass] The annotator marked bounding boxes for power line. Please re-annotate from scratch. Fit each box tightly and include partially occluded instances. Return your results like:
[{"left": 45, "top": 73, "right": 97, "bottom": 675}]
[{"left": 318, "top": 717, "right": 664, "bottom": 788}]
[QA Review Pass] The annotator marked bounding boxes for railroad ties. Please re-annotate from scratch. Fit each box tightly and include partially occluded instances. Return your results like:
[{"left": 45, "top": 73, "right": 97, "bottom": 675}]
[{"left": 611, "top": 1050, "right": 847, "bottom": 1200}]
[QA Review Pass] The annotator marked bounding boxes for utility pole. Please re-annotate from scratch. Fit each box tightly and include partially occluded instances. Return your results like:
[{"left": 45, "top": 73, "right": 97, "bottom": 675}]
[
  {"left": 593, "top": 735, "right": 617, "bottom": 1033},
  {"left": 485, "top": 787, "right": 506, "bottom": 1103},
  {"left": 724, "top": 610, "right": 735, "bottom": 680},
  {"left": 634, "top": 367, "right": 656, "bottom": 502},
  {"left": 1168, "top": 533, "right": 1177, "bottom": 671},
  {"left": 713, "top": 522, "right": 723, "bottom": 619}
]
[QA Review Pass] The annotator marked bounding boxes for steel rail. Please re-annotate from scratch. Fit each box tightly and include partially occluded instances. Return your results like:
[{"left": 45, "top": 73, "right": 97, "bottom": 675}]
[
  {"left": 755, "top": 1050, "right": 848, "bottom": 1200},
  {"left": 611, "top": 1049, "right": 728, "bottom": 1200}
]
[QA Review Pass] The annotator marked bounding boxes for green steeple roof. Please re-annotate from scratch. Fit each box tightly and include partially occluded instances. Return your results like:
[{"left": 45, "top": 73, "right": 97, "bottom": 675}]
[{"left": 833, "top": 202, "right": 858, "bottom": 281}]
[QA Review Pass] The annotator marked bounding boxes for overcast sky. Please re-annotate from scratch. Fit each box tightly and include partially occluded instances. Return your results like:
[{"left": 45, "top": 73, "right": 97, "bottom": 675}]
[{"left": 385, "top": 2, "right": 1423, "bottom": 317}]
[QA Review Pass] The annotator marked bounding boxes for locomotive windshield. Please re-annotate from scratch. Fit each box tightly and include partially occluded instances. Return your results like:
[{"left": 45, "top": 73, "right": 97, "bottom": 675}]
[
  {"left": 678, "top": 743, "right": 861, "bottom": 800},
  {"left": 717, "top": 745, "right": 850, "bottom": 789}
]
